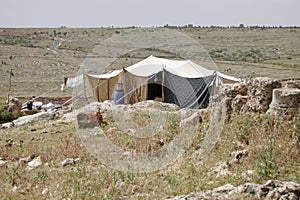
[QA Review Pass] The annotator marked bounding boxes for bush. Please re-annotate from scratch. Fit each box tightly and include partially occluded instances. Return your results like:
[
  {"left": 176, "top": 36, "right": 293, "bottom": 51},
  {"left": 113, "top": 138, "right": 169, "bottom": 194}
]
[{"left": 0, "top": 109, "right": 15, "bottom": 122}]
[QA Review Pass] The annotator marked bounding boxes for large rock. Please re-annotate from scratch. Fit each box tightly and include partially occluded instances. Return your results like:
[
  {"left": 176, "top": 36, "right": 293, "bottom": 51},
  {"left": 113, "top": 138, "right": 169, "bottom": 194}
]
[
  {"left": 12, "top": 112, "right": 50, "bottom": 127},
  {"left": 267, "top": 88, "right": 300, "bottom": 120},
  {"left": 75, "top": 101, "right": 110, "bottom": 129}
]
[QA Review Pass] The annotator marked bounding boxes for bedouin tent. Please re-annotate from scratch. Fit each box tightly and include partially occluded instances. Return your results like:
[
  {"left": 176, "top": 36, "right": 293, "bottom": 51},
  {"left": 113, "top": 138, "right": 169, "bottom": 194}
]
[{"left": 84, "top": 56, "right": 240, "bottom": 108}]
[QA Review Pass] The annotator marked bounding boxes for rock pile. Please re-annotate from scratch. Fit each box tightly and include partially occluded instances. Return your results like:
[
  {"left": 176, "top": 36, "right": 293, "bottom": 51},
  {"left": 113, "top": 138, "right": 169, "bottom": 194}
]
[
  {"left": 169, "top": 180, "right": 300, "bottom": 200},
  {"left": 282, "top": 79, "right": 300, "bottom": 89},
  {"left": 225, "top": 77, "right": 282, "bottom": 114}
]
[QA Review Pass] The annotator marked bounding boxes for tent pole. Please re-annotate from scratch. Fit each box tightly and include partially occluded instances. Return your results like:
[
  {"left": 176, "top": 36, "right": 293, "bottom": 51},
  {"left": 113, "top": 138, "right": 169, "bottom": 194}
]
[
  {"left": 83, "top": 73, "right": 87, "bottom": 100},
  {"left": 7, "top": 69, "right": 13, "bottom": 105},
  {"left": 162, "top": 66, "right": 165, "bottom": 101}
]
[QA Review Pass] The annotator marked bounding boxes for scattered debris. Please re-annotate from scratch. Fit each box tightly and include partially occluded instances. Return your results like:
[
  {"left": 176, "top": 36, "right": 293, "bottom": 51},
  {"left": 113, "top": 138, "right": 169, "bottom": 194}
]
[
  {"left": 27, "top": 156, "right": 42, "bottom": 168},
  {"left": 42, "top": 188, "right": 49, "bottom": 196},
  {"left": 61, "top": 157, "right": 80, "bottom": 166},
  {"left": 12, "top": 185, "right": 18, "bottom": 193},
  {"left": 209, "top": 149, "right": 249, "bottom": 177},
  {"left": 209, "top": 161, "right": 232, "bottom": 177},
  {"left": 19, "top": 154, "right": 36, "bottom": 165},
  {"left": 0, "top": 158, "right": 8, "bottom": 168},
  {"left": 5, "top": 138, "right": 13, "bottom": 148},
  {"left": 229, "top": 149, "right": 248, "bottom": 165}
]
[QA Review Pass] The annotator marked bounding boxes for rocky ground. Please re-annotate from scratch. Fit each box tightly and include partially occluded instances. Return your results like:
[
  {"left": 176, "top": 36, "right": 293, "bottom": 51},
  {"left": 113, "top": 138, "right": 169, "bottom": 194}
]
[
  {"left": 0, "top": 90, "right": 299, "bottom": 199},
  {"left": 170, "top": 180, "right": 300, "bottom": 200}
]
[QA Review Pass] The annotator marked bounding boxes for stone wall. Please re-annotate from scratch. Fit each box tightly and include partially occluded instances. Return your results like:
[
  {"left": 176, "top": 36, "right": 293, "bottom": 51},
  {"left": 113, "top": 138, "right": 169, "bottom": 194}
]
[
  {"left": 224, "top": 77, "right": 282, "bottom": 114},
  {"left": 223, "top": 77, "right": 300, "bottom": 120}
]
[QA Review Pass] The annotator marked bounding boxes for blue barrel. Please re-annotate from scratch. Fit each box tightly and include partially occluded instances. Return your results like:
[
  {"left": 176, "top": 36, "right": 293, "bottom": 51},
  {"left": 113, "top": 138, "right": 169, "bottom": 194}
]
[{"left": 114, "top": 83, "right": 124, "bottom": 104}]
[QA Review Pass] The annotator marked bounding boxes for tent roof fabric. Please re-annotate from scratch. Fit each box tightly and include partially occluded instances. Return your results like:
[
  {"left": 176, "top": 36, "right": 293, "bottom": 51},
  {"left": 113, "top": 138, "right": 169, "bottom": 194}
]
[
  {"left": 87, "top": 69, "right": 123, "bottom": 79},
  {"left": 125, "top": 55, "right": 214, "bottom": 78},
  {"left": 217, "top": 72, "right": 241, "bottom": 83},
  {"left": 84, "top": 56, "right": 239, "bottom": 86}
]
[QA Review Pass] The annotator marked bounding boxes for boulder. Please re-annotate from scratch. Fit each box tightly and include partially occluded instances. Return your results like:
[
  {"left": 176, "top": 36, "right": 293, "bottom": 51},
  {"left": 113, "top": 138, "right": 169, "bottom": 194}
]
[
  {"left": 13, "top": 112, "right": 50, "bottom": 127},
  {"left": 76, "top": 111, "right": 99, "bottom": 129},
  {"left": 267, "top": 88, "right": 300, "bottom": 120}
]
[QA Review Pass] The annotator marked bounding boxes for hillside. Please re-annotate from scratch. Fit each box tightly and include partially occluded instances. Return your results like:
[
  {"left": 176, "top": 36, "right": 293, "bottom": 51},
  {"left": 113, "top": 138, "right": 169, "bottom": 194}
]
[
  {"left": 0, "top": 27, "right": 300, "bottom": 100},
  {"left": 0, "top": 27, "right": 299, "bottom": 199}
]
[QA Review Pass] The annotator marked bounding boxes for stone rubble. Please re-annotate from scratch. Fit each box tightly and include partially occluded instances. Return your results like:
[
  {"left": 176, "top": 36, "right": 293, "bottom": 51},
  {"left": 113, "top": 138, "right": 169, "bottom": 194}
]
[
  {"left": 19, "top": 154, "right": 36, "bottom": 165},
  {"left": 229, "top": 149, "right": 248, "bottom": 165},
  {"left": 27, "top": 156, "right": 42, "bottom": 168},
  {"left": 169, "top": 180, "right": 300, "bottom": 200},
  {"left": 0, "top": 158, "right": 8, "bottom": 168},
  {"left": 61, "top": 157, "right": 80, "bottom": 166},
  {"left": 225, "top": 77, "right": 282, "bottom": 114},
  {"left": 209, "top": 149, "right": 249, "bottom": 178}
]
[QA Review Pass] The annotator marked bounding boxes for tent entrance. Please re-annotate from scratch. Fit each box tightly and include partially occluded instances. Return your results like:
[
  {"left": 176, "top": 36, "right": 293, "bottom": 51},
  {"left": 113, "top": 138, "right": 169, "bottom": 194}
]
[
  {"left": 147, "top": 83, "right": 163, "bottom": 100},
  {"left": 147, "top": 72, "right": 164, "bottom": 101}
]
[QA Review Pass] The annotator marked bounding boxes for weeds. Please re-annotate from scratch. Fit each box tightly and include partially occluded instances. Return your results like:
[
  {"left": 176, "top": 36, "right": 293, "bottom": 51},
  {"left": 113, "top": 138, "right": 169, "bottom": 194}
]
[
  {"left": 0, "top": 110, "right": 299, "bottom": 199},
  {"left": 256, "top": 134, "right": 279, "bottom": 180},
  {"left": 0, "top": 109, "right": 15, "bottom": 122},
  {"left": 292, "top": 115, "right": 300, "bottom": 152}
]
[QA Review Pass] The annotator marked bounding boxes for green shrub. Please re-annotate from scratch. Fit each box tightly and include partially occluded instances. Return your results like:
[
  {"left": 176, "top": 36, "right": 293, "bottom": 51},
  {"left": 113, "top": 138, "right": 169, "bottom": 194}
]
[
  {"left": 256, "top": 135, "right": 279, "bottom": 180},
  {"left": 0, "top": 109, "right": 15, "bottom": 122}
]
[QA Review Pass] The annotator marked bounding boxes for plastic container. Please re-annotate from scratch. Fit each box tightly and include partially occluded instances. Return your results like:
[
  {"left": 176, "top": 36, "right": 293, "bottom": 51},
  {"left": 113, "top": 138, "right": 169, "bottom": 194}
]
[{"left": 114, "top": 83, "right": 124, "bottom": 104}]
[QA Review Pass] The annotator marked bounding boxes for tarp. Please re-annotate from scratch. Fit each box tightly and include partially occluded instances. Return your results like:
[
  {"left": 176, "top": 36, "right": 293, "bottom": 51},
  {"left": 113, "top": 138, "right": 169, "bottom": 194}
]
[
  {"left": 163, "top": 70, "right": 215, "bottom": 108},
  {"left": 86, "top": 70, "right": 123, "bottom": 102},
  {"left": 122, "top": 69, "right": 149, "bottom": 104},
  {"left": 65, "top": 74, "right": 83, "bottom": 87}
]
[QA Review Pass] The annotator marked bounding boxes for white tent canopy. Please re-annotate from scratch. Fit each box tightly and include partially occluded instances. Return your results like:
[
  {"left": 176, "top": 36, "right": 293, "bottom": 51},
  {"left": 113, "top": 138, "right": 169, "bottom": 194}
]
[
  {"left": 125, "top": 55, "right": 215, "bottom": 78},
  {"left": 87, "top": 69, "right": 123, "bottom": 79}
]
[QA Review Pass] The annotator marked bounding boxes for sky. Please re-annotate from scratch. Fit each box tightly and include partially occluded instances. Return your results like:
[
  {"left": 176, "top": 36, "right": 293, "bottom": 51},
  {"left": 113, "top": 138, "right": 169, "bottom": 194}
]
[{"left": 1, "top": 0, "right": 299, "bottom": 28}]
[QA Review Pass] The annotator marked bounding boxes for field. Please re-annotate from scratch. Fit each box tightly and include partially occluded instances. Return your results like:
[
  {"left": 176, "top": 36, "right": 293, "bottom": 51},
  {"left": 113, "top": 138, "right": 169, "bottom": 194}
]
[
  {"left": 0, "top": 27, "right": 300, "bottom": 199},
  {"left": 0, "top": 27, "right": 300, "bottom": 99}
]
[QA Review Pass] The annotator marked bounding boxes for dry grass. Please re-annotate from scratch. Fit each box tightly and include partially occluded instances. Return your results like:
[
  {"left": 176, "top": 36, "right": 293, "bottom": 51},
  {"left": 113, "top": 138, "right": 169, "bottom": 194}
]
[
  {"left": 0, "top": 111, "right": 299, "bottom": 199},
  {"left": 0, "top": 27, "right": 299, "bottom": 199}
]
